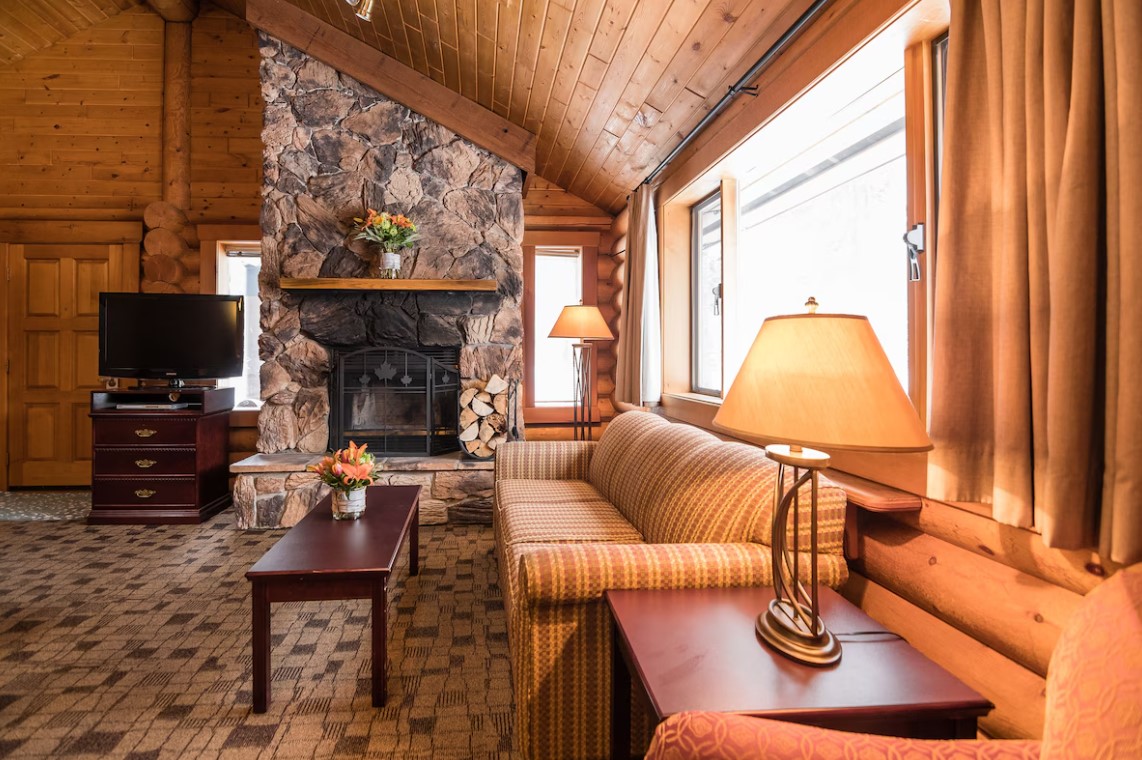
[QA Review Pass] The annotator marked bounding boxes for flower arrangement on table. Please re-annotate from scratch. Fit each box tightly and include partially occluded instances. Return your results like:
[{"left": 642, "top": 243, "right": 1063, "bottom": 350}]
[
  {"left": 309, "top": 441, "right": 378, "bottom": 520},
  {"left": 351, "top": 209, "right": 420, "bottom": 279}
]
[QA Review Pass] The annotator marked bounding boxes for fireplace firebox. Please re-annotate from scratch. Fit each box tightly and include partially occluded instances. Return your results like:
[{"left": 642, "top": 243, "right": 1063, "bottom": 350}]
[{"left": 329, "top": 346, "right": 460, "bottom": 457}]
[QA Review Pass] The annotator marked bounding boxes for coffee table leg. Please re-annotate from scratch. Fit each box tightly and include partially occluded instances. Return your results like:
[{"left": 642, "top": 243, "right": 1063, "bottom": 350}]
[
  {"left": 611, "top": 625, "right": 632, "bottom": 760},
  {"left": 372, "top": 577, "right": 387, "bottom": 707},
  {"left": 410, "top": 503, "right": 419, "bottom": 576},
  {"left": 252, "top": 581, "right": 270, "bottom": 713}
]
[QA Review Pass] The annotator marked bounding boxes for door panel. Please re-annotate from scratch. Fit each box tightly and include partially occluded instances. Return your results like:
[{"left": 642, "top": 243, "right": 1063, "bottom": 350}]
[{"left": 7, "top": 242, "right": 134, "bottom": 486}]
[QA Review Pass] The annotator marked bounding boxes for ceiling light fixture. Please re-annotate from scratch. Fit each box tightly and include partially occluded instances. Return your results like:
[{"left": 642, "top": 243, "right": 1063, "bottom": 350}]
[{"left": 342, "top": 0, "right": 375, "bottom": 21}]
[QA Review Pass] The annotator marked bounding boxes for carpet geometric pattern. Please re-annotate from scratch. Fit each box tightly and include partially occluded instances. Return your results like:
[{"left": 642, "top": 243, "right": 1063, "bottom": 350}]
[
  {"left": 0, "top": 511, "right": 520, "bottom": 759},
  {"left": 0, "top": 491, "right": 91, "bottom": 522}
]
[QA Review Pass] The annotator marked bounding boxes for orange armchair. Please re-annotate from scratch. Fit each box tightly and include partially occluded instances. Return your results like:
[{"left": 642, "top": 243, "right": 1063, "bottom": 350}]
[{"left": 646, "top": 564, "right": 1142, "bottom": 760}]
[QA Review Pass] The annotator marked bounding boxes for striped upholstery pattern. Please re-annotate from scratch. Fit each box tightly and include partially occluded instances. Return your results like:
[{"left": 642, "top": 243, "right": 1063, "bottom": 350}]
[
  {"left": 494, "top": 412, "right": 851, "bottom": 760},
  {"left": 586, "top": 411, "right": 670, "bottom": 503},
  {"left": 496, "top": 440, "right": 596, "bottom": 480},
  {"left": 496, "top": 482, "right": 641, "bottom": 547}
]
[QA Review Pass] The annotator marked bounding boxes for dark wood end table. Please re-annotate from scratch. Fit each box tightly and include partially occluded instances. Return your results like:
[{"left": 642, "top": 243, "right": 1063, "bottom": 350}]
[
  {"left": 606, "top": 585, "right": 992, "bottom": 759},
  {"left": 246, "top": 485, "right": 420, "bottom": 713}
]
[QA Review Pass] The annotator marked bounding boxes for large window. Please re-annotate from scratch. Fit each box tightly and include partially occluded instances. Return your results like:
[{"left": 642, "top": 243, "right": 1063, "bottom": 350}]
[
  {"left": 691, "top": 29, "right": 911, "bottom": 394},
  {"left": 692, "top": 193, "right": 723, "bottom": 395},
  {"left": 216, "top": 244, "right": 262, "bottom": 408},
  {"left": 531, "top": 246, "right": 583, "bottom": 406}
]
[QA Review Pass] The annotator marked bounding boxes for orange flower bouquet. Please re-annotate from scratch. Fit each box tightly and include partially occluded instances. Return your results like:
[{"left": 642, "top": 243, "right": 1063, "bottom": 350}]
[
  {"left": 351, "top": 209, "right": 420, "bottom": 279},
  {"left": 309, "top": 441, "right": 377, "bottom": 520}
]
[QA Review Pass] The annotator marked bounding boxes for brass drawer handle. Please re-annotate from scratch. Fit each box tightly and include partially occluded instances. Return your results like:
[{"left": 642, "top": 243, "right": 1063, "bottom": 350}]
[
  {"left": 134, "top": 428, "right": 157, "bottom": 438},
  {"left": 135, "top": 489, "right": 156, "bottom": 499},
  {"left": 135, "top": 459, "right": 157, "bottom": 469}
]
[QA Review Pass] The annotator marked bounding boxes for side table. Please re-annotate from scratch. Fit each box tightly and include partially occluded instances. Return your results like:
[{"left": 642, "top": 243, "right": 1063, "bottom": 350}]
[{"left": 606, "top": 585, "right": 992, "bottom": 759}]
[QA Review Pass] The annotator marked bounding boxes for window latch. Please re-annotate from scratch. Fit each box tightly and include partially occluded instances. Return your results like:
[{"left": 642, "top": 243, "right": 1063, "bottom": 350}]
[
  {"left": 713, "top": 283, "right": 723, "bottom": 316},
  {"left": 903, "top": 223, "right": 924, "bottom": 282}
]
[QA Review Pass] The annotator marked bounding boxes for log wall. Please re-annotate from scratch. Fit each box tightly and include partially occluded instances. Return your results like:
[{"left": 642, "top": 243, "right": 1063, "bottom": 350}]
[
  {"left": 844, "top": 501, "right": 1117, "bottom": 740},
  {"left": 0, "top": 7, "right": 165, "bottom": 220}
]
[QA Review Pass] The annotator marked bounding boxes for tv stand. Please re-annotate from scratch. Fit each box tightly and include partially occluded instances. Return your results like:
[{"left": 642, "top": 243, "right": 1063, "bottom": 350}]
[{"left": 89, "top": 387, "right": 234, "bottom": 525}]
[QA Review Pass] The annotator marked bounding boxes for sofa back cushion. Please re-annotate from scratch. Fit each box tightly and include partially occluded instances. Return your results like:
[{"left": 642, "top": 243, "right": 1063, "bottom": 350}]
[
  {"left": 587, "top": 411, "right": 669, "bottom": 504},
  {"left": 636, "top": 441, "right": 779, "bottom": 543}
]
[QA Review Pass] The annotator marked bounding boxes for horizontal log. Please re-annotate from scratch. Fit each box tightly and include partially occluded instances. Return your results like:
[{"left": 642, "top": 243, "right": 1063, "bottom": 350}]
[
  {"left": 143, "top": 227, "right": 190, "bottom": 258},
  {"left": 843, "top": 573, "right": 1046, "bottom": 739},
  {"left": 142, "top": 253, "right": 186, "bottom": 284},
  {"left": 140, "top": 280, "right": 183, "bottom": 294},
  {"left": 857, "top": 516, "right": 1083, "bottom": 676},
  {"left": 885, "top": 499, "right": 1117, "bottom": 595},
  {"left": 597, "top": 255, "right": 618, "bottom": 280},
  {"left": 143, "top": 199, "right": 190, "bottom": 232}
]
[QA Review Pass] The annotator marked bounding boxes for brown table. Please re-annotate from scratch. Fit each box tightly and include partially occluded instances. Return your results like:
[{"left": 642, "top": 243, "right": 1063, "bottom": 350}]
[
  {"left": 246, "top": 485, "right": 420, "bottom": 713},
  {"left": 606, "top": 586, "right": 992, "bottom": 759}
]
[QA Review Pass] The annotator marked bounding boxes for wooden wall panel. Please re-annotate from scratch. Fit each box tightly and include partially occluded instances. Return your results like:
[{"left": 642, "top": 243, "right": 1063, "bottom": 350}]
[
  {"left": 0, "top": 7, "right": 164, "bottom": 221},
  {"left": 0, "top": 0, "right": 142, "bottom": 66},
  {"left": 188, "top": 3, "right": 263, "bottom": 223}
]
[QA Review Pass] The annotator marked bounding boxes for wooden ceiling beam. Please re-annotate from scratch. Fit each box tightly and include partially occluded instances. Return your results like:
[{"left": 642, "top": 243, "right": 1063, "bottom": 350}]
[
  {"left": 144, "top": 0, "right": 199, "bottom": 22},
  {"left": 245, "top": 0, "right": 537, "bottom": 174}
]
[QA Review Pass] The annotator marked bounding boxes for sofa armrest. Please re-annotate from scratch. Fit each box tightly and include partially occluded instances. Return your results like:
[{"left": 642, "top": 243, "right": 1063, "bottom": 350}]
[
  {"left": 495, "top": 440, "right": 596, "bottom": 481},
  {"left": 519, "top": 542, "right": 848, "bottom": 606},
  {"left": 647, "top": 712, "right": 1040, "bottom": 760}
]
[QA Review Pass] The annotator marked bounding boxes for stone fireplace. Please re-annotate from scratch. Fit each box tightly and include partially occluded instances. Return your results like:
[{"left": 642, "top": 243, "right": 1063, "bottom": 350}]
[{"left": 232, "top": 35, "right": 525, "bottom": 530}]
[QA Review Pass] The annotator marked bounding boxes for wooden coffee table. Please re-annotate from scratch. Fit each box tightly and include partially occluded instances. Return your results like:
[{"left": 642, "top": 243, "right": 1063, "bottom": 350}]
[
  {"left": 606, "top": 586, "right": 992, "bottom": 759},
  {"left": 246, "top": 485, "right": 420, "bottom": 713}
]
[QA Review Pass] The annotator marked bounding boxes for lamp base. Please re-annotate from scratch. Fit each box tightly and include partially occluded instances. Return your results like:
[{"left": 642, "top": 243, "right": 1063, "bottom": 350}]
[{"left": 756, "top": 599, "right": 841, "bottom": 666}]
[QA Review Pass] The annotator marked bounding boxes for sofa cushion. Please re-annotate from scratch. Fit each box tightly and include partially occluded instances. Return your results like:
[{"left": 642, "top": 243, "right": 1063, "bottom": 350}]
[
  {"left": 587, "top": 411, "right": 670, "bottom": 508},
  {"left": 639, "top": 441, "right": 776, "bottom": 544},
  {"left": 495, "top": 480, "right": 643, "bottom": 546},
  {"left": 607, "top": 424, "right": 722, "bottom": 534}
]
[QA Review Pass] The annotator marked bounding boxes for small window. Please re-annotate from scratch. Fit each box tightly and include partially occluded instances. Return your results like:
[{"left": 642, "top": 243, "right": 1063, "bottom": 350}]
[
  {"left": 532, "top": 246, "right": 583, "bottom": 406},
  {"left": 216, "top": 244, "right": 262, "bottom": 408},
  {"left": 691, "top": 192, "right": 722, "bottom": 396}
]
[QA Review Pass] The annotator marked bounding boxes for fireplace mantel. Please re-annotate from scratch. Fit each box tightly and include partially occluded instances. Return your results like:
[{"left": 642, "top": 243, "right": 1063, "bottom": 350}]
[{"left": 279, "top": 278, "right": 498, "bottom": 292}]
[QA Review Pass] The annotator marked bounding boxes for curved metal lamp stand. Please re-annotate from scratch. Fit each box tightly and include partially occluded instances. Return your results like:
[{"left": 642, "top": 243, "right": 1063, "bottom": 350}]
[{"left": 756, "top": 444, "right": 841, "bottom": 666}]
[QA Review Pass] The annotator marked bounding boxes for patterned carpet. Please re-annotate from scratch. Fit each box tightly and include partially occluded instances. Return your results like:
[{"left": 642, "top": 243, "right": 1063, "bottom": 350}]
[
  {"left": 0, "top": 491, "right": 91, "bottom": 521},
  {"left": 0, "top": 512, "right": 520, "bottom": 759}
]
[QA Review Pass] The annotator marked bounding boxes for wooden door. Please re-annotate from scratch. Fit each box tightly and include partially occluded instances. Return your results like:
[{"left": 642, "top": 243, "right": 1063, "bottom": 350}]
[{"left": 6, "top": 243, "right": 135, "bottom": 486}]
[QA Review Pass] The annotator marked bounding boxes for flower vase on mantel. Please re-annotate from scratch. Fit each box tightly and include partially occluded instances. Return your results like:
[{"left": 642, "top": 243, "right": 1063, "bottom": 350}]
[{"left": 351, "top": 209, "right": 420, "bottom": 281}]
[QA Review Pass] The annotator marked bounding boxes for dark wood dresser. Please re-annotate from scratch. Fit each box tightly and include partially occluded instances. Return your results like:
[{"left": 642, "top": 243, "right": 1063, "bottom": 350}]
[{"left": 89, "top": 387, "right": 233, "bottom": 524}]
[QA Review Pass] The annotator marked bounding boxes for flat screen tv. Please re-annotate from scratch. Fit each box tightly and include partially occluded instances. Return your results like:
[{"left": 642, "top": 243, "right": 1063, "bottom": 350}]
[{"left": 99, "top": 293, "right": 244, "bottom": 385}]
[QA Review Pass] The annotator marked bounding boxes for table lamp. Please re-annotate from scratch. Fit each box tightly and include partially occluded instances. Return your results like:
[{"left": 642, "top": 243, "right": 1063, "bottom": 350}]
[
  {"left": 712, "top": 300, "right": 931, "bottom": 665},
  {"left": 549, "top": 304, "right": 614, "bottom": 441}
]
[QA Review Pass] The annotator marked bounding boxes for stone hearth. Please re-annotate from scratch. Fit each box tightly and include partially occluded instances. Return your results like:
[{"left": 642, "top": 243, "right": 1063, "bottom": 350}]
[{"left": 245, "top": 35, "right": 525, "bottom": 529}]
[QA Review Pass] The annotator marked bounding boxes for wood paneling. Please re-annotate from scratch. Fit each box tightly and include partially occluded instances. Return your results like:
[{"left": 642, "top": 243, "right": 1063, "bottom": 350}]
[
  {"left": 189, "top": 4, "right": 262, "bottom": 223},
  {"left": 524, "top": 177, "right": 612, "bottom": 229},
  {"left": 0, "top": 7, "right": 165, "bottom": 221},
  {"left": 240, "top": 0, "right": 814, "bottom": 213},
  {"left": 0, "top": 0, "right": 142, "bottom": 66}
]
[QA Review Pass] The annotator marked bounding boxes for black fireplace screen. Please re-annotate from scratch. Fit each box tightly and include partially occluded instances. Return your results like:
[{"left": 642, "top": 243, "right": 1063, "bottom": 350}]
[{"left": 329, "top": 346, "right": 460, "bottom": 457}]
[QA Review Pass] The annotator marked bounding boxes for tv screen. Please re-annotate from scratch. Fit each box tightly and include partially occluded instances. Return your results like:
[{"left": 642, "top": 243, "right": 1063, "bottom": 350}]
[{"left": 99, "top": 293, "right": 244, "bottom": 382}]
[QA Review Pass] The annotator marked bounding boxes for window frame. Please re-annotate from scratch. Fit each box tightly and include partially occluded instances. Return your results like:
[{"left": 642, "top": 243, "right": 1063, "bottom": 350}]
[
  {"left": 690, "top": 189, "right": 723, "bottom": 397},
  {"left": 653, "top": 0, "right": 949, "bottom": 493},
  {"left": 521, "top": 230, "right": 600, "bottom": 425}
]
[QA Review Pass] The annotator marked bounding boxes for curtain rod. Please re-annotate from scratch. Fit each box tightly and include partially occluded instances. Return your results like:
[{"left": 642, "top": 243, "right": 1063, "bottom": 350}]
[{"left": 639, "top": 0, "right": 834, "bottom": 189}]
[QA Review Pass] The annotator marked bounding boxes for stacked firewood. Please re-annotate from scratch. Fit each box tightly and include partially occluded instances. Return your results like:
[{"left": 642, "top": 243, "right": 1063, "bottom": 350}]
[{"left": 459, "top": 374, "right": 512, "bottom": 459}]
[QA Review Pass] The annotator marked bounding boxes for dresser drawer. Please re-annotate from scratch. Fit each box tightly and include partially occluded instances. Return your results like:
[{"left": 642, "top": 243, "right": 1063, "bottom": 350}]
[
  {"left": 93, "top": 418, "right": 197, "bottom": 446},
  {"left": 93, "top": 448, "right": 197, "bottom": 476},
  {"left": 93, "top": 478, "right": 196, "bottom": 507}
]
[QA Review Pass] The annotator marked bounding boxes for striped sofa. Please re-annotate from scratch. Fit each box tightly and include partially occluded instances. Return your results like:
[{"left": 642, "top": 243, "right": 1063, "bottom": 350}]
[{"left": 493, "top": 411, "right": 849, "bottom": 760}]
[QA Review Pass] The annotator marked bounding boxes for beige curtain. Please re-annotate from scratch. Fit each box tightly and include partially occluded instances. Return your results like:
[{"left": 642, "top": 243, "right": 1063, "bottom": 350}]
[
  {"left": 929, "top": 0, "right": 1141, "bottom": 563},
  {"left": 615, "top": 184, "right": 655, "bottom": 406}
]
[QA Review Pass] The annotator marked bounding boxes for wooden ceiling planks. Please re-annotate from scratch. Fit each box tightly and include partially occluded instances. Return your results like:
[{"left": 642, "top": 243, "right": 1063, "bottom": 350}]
[
  {"left": 265, "top": 0, "right": 813, "bottom": 214},
  {"left": 0, "top": 0, "right": 141, "bottom": 66}
]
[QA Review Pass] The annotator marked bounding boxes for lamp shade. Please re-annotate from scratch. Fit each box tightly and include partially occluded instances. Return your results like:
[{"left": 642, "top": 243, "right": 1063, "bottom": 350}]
[
  {"left": 713, "top": 313, "right": 932, "bottom": 452},
  {"left": 548, "top": 305, "right": 613, "bottom": 341}
]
